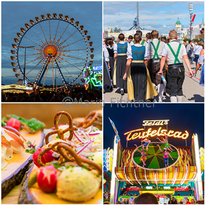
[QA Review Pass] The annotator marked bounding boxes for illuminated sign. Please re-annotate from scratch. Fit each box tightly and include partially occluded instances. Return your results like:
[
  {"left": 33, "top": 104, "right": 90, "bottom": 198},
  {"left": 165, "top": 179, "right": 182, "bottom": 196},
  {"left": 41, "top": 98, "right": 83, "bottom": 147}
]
[
  {"left": 146, "top": 186, "right": 153, "bottom": 189},
  {"left": 142, "top": 120, "right": 169, "bottom": 126},
  {"left": 126, "top": 187, "right": 141, "bottom": 191},
  {"left": 124, "top": 127, "right": 189, "bottom": 141},
  {"left": 93, "top": 65, "right": 102, "bottom": 71},
  {"left": 164, "top": 187, "right": 171, "bottom": 189},
  {"left": 174, "top": 187, "right": 189, "bottom": 191}
]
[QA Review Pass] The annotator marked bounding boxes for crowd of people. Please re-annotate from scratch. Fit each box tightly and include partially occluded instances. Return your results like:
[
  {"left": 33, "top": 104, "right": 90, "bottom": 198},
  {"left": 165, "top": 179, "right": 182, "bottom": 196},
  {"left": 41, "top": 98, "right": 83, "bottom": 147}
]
[
  {"left": 103, "top": 29, "right": 204, "bottom": 102},
  {"left": 186, "top": 40, "right": 204, "bottom": 85},
  {"left": 1, "top": 88, "right": 102, "bottom": 102}
]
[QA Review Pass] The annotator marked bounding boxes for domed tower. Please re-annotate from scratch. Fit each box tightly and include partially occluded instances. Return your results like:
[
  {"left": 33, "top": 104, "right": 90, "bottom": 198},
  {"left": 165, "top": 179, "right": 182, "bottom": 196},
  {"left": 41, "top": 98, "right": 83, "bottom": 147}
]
[{"left": 175, "top": 17, "right": 182, "bottom": 30}]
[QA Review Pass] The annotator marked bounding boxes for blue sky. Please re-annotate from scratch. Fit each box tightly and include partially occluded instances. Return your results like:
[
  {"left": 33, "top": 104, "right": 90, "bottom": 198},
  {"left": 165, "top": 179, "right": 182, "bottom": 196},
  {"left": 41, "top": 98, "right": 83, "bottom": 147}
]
[
  {"left": 104, "top": 1, "right": 204, "bottom": 34},
  {"left": 1, "top": 1, "right": 102, "bottom": 85}
]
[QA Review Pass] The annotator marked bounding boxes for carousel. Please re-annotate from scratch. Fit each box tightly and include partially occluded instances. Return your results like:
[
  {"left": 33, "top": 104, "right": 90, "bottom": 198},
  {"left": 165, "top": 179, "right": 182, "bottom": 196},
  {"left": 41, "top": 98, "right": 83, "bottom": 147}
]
[{"left": 103, "top": 119, "right": 204, "bottom": 204}]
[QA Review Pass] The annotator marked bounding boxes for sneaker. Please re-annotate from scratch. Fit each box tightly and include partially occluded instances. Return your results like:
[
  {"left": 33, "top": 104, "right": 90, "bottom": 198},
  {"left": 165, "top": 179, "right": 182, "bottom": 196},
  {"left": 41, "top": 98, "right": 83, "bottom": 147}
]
[{"left": 120, "top": 88, "right": 124, "bottom": 95}]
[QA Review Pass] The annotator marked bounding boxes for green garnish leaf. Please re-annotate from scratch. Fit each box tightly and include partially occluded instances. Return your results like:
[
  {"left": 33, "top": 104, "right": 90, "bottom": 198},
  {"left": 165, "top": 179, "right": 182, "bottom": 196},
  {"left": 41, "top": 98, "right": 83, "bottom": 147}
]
[{"left": 1, "top": 120, "right": 6, "bottom": 126}]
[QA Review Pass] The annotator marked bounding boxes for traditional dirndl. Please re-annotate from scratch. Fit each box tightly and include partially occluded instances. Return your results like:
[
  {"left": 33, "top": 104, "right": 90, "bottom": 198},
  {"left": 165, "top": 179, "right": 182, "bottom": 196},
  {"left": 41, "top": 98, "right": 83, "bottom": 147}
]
[
  {"left": 130, "top": 61, "right": 147, "bottom": 101},
  {"left": 115, "top": 55, "right": 127, "bottom": 91},
  {"left": 127, "top": 62, "right": 158, "bottom": 101}
]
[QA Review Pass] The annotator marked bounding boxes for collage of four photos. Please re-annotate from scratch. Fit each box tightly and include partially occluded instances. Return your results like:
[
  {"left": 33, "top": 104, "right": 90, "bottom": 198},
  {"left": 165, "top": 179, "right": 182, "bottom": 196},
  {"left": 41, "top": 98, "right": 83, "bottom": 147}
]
[{"left": 1, "top": 1, "right": 204, "bottom": 205}]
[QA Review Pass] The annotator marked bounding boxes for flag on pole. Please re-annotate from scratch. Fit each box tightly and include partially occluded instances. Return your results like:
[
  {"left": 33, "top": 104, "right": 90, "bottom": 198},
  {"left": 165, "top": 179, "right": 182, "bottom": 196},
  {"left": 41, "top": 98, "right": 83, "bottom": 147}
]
[{"left": 108, "top": 117, "right": 120, "bottom": 143}]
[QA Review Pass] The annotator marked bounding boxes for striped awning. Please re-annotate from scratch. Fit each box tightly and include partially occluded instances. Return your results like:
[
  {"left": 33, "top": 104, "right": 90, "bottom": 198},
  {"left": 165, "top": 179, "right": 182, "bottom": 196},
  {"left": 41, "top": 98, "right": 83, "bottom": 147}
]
[{"left": 115, "top": 166, "right": 197, "bottom": 185}]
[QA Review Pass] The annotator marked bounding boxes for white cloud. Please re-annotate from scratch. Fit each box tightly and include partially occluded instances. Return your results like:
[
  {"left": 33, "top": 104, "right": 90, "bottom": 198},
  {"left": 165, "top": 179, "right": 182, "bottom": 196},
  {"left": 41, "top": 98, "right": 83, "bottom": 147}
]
[{"left": 104, "top": 1, "right": 204, "bottom": 34}]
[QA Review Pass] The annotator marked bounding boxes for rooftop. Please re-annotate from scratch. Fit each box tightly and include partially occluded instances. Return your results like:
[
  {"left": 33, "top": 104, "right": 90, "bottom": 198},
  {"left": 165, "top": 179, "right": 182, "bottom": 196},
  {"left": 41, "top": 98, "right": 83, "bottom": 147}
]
[{"left": 176, "top": 17, "right": 181, "bottom": 25}]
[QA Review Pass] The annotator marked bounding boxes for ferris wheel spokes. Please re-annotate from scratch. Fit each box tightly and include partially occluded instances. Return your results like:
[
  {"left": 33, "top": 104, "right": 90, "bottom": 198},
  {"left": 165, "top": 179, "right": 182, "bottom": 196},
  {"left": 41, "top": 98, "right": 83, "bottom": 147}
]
[
  {"left": 57, "top": 23, "right": 70, "bottom": 43},
  {"left": 59, "top": 29, "right": 78, "bottom": 45},
  {"left": 63, "top": 48, "right": 87, "bottom": 52},
  {"left": 38, "top": 22, "right": 48, "bottom": 43},
  {"left": 58, "top": 56, "right": 83, "bottom": 71},
  {"left": 62, "top": 54, "right": 86, "bottom": 61},
  {"left": 23, "top": 35, "right": 41, "bottom": 47},
  {"left": 49, "top": 19, "right": 51, "bottom": 41},
  {"left": 18, "top": 52, "right": 39, "bottom": 57},
  {"left": 25, "top": 58, "right": 44, "bottom": 76},
  {"left": 30, "top": 28, "right": 45, "bottom": 45},
  {"left": 19, "top": 56, "right": 41, "bottom": 68},
  {"left": 62, "top": 38, "right": 84, "bottom": 48},
  {"left": 53, "top": 19, "right": 60, "bottom": 41}
]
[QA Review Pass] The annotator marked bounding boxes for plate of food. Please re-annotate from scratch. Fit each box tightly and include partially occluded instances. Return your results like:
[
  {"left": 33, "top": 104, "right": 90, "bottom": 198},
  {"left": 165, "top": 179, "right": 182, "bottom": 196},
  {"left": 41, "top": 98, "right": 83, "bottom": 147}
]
[
  {"left": 1, "top": 116, "right": 45, "bottom": 198},
  {"left": 19, "top": 111, "right": 102, "bottom": 204}
]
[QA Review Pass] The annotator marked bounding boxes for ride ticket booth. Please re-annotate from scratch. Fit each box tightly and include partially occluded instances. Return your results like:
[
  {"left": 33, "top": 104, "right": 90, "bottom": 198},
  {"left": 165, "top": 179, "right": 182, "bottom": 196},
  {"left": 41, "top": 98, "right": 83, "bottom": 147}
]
[{"left": 107, "top": 119, "right": 203, "bottom": 204}]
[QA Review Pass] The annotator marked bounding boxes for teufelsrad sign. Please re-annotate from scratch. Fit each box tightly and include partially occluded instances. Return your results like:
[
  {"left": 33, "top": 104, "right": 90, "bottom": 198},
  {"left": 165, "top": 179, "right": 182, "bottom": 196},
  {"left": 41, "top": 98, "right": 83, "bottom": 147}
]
[{"left": 124, "top": 127, "right": 189, "bottom": 141}]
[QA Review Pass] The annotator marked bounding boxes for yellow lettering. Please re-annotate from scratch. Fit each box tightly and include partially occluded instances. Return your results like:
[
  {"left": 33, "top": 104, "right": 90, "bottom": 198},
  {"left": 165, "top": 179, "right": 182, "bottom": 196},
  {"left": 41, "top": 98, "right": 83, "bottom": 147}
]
[
  {"left": 142, "top": 120, "right": 148, "bottom": 126},
  {"left": 125, "top": 127, "right": 189, "bottom": 141},
  {"left": 132, "top": 133, "right": 140, "bottom": 140},
  {"left": 164, "top": 120, "right": 169, "bottom": 125},
  {"left": 147, "top": 122, "right": 152, "bottom": 126},
  {"left": 151, "top": 130, "right": 157, "bottom": 137},
  {"left": 125, "top": 128, "right": 144, "bottom": 141},
  {"left": 156, "top": 127, "right": 162, "bottom": 136},
  {"left": 160, "top": 129, "right": 167, "bottom": 136},
  {"left": 126, "top": 132, "right": 132, "bottom": 141},
  {"left": 155, "top": 121, "right": 160, "bottom": 126},
  {"left": 142, "top": 131, "right": 147, "bottom": 138},
  {"left": 167, "top": 130, "right": 174, "bottom": 137},
  {"left": 146, "top": 128, "right": 153, "bottom": 138},
  {"left": 181, "top": 130, "right": 189, "bottom": 139},
  {"left": 174, "top": 131, "right": 182, "bottom": 138}
]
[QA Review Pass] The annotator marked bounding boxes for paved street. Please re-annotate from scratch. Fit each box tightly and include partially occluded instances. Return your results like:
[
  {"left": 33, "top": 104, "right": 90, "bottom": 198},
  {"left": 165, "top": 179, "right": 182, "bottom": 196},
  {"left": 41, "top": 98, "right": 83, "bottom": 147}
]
[{"left": 104, "top": 62, "right": 204, "bottom": 103}]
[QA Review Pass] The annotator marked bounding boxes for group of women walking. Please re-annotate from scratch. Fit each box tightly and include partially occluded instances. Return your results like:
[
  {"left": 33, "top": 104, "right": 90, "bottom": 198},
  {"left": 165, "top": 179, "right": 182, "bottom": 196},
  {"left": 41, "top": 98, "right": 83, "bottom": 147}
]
[{"left": 103, "top": 30, "right": 204, "bottom": 102}]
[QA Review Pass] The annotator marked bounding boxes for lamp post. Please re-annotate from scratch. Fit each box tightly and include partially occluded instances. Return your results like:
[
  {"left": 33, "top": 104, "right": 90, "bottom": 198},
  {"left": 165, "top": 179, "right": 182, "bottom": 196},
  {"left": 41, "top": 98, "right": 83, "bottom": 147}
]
[
  {"left": 18, "top": 45, "right": 34, "bottom": 86},
  {"left": 137, "top": 2, "right": 139, "bottom": 31}
]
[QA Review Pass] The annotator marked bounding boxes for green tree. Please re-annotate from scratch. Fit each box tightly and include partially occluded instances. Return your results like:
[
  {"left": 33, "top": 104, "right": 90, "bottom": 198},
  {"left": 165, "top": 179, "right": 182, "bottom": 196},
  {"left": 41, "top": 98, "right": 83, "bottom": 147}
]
[{"left": 114, "top": 27, "right": 121, "bottom": 33}]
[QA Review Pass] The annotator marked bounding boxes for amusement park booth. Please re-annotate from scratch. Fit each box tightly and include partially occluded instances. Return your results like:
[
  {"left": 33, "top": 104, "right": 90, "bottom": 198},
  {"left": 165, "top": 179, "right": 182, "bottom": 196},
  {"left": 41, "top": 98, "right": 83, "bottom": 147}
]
[
  {"left": 1, "top": 84, "right": 33, "bottom": 94},
  {"left": 104, "top": 119, "right": 204, "bottom": 204}
]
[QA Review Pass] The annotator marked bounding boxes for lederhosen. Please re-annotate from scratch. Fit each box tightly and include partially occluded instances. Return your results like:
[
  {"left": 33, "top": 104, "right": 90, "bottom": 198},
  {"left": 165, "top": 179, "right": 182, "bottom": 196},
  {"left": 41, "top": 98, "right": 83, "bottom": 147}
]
[
  {"left": 116, "top": 42, "right": 127, "bottom": 90},
  {"left": 130, "top": 45, "right": 147, "bottom": 101},
  {"left": 148, "top": 41, "right": 165, "bottom": 85},
  {"left": 167, "top": 42, "right": 185, "bottom": 96},
  {"left": 107, "top": 47, "right": 114, "bottom": 80}
]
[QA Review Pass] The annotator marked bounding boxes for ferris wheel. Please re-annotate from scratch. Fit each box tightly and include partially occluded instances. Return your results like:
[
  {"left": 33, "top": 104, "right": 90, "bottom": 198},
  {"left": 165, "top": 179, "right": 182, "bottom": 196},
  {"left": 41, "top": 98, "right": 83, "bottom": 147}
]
[{"left": 10, "top": 13, "right": 94, "bottom": 89}]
